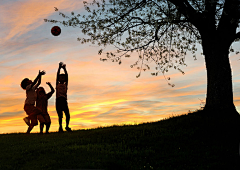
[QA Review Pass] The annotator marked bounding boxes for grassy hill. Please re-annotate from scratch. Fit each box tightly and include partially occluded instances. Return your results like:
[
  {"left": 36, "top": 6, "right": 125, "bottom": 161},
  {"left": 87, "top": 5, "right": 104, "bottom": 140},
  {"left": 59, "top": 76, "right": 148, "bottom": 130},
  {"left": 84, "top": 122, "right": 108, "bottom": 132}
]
[{"left": 0, "top": 109, "right": 239, "bottom": 170}]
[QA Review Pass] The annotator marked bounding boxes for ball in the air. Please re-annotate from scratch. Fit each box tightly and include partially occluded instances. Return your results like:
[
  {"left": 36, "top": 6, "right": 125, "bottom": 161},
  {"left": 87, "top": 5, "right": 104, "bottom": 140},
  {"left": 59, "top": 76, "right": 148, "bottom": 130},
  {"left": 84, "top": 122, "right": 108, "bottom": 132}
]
[{"left": 51, "top": 26, "right": 61, "bottom": 36}]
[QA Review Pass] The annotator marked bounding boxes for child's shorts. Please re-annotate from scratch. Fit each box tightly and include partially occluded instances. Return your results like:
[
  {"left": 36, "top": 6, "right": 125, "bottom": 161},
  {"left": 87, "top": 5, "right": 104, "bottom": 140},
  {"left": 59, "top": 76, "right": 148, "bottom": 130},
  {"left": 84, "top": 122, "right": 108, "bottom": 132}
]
[
  {"left": 24, "top": 104, "right": 41, "bottom": 126},
  {"left": 56, "top": 97, "right": 69, "bottom": 118},
  {"left": 37, "top": 113, "right": 51, "bottom": 124}
]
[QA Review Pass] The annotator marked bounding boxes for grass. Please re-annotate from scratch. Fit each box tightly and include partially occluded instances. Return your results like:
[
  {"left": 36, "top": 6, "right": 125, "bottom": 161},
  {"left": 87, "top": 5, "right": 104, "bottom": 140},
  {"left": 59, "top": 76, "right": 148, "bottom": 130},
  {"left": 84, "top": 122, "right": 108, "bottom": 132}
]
[{"left": 0, "top": 109, "right": 239, "bottom": 170}]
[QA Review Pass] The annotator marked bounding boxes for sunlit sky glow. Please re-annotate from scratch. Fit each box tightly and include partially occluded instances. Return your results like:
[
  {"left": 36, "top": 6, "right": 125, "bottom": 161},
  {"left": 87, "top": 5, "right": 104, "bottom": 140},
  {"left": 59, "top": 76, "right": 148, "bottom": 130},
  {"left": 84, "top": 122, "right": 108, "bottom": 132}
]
[{"left": 1, "top": 0, "right": 240, "bottom": 134}]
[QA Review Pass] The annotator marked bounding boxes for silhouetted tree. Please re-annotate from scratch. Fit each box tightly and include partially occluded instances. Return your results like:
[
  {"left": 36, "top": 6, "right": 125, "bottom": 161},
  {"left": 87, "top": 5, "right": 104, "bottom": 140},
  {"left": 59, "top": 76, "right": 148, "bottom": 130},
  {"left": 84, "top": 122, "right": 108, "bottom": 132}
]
[{"left": 45, "top": 0, "right": 240, "bottom": 115}]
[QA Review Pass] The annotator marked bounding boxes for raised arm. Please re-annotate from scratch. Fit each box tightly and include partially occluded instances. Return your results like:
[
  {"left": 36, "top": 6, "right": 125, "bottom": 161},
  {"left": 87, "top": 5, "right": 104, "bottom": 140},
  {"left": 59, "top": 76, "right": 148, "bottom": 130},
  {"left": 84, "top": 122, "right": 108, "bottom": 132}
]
[
  {"left": 56, "top": 62, "right": 62, "bottom": 86},
  {"left": 46, "top": 82, "right": 55, "bottom": 99},
  {"left": 31, "top": 70, "right": 45, "bottom": 89},
  {"left": 36, "top": 72, "right": 42, "bottom": 88},
  {"left": 62, "top": 64, "right": 68, "bottom": 87}
]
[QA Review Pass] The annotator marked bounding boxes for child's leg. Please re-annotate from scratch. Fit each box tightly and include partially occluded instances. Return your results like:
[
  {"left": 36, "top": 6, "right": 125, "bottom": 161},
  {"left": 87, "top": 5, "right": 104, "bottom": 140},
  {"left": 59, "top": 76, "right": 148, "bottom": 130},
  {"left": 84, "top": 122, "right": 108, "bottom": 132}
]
[
  {"left": 56, "top": 110, "right": 63, "bottom": 132},
  {"left": 59, "top": 117, "right": 62, "bottom": 127},
  {"left": 24, "top": 105, "right": 41, "bottom": 133},
  {"left": 64, "top": 106, "right": 70, "bottom": 128},
  {"left": 45, "top": 122, "right": 51, "bottom": 133},
  {"left": 56, "top": 99, "right": 64, "bottom": 132},
  {"left": 64, "top": 106, "right": 72, "bottom": 132},
  {"left": 40, "top": 123, "right": 44, "bottom": 134},
  {"left": 58, "top": 116, "right": 63, "bottom": 131},
  {"left": 23, "top": 117, "right": 30, "bottom": 126},
  {"left": 27, "top": 125, "right": 34, "bottom": 134},
  {"left": 44, "top": 114, "right": 51, "bottom": 133},
  {"left": 38, "top": 114, "right": 46, "bottom": 134}
]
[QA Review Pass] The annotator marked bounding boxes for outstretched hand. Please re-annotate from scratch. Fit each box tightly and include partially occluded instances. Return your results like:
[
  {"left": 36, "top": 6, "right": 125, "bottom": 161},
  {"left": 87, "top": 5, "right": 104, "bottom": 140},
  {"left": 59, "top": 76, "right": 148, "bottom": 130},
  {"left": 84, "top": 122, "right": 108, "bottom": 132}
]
[
  {"left": 59, "top": 62, "right": 63, "bottom": 68},
  {"left": 46, "top": 82, "right": 55, "bottom": 93},
  {"left": 39, "top": 70, "right": 46, "bottom": 75}
]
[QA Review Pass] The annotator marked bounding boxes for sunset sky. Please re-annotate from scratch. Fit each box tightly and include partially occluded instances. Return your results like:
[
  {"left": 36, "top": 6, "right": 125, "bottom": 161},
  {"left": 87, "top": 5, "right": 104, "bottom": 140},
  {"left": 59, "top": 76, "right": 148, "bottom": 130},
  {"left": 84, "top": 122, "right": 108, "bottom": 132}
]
[{"left": 1, "top": 0, "right": 240, "bottom": 134}]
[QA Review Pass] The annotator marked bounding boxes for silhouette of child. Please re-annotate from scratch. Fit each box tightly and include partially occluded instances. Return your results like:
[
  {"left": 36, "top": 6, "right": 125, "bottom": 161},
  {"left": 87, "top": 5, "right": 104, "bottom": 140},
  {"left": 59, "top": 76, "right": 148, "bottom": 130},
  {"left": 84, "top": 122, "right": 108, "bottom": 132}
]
[
  {"left": 20, "top": 70, "right": 45, "bottom": 133},
  {"left": 36, "top": 82, "right": 55, "bottom": 134},
  {"left": 56, "top": 62, "right": 72, "bottom": 132}
]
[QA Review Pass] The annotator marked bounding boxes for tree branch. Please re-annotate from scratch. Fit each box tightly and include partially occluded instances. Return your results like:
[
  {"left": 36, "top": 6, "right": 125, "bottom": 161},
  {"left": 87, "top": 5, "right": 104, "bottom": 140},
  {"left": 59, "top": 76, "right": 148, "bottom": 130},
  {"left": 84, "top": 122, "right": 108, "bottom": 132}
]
[
  {"left": 218, "top": 0, "right": 240, "bottom": 30},
  {"left": 167, "top": 0, "right": 204, "bottom": 29},
  {"left": 217, "top": 0, "right": 240, "bottom": 43},
  {"left": 204, "top": 0, "right": 217, "bottom": 24},
  {"left": 113, "top": 0, "right": 147, "bottom": 24}
]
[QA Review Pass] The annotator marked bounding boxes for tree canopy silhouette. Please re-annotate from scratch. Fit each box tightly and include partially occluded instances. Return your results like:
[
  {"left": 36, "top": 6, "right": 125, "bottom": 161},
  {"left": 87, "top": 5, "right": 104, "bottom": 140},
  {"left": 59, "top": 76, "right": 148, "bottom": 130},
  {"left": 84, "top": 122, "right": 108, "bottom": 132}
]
[{"left": 45, "top": 0, "right": 240, "bottom": 115}]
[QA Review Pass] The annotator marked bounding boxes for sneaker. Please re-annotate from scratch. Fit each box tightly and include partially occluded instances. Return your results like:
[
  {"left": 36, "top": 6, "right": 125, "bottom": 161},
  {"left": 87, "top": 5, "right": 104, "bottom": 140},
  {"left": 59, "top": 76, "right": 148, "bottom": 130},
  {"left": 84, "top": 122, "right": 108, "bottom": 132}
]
[
  {"left": 65, "top": 127, "right": 72, "bottom": 132},
  {"left": 23, "top": 117, "right": 30, "bottom": 126},
  {"left": 58, "top": 127, "right": 64, "bottom": 133}
]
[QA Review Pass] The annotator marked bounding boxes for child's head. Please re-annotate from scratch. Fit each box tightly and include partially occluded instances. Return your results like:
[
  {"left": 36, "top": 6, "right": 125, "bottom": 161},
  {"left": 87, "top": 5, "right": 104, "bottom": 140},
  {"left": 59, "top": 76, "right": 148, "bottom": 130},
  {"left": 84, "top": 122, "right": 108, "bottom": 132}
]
[
  {"left": 20, "top": 78, "right": 32, "bottom": 89},
  {"left": 37, "top": 87, "right": 46, "bottom": 96},
  {"left": 59, "top": 74, "right": 66, "bottom": 83}
]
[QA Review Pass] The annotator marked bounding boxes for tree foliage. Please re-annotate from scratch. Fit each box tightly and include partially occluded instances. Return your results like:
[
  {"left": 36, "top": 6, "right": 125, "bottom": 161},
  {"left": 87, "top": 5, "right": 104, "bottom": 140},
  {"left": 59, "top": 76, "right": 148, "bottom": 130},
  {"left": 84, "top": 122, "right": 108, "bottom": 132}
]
[{"left": 45, "top": 0, "right": 240, "bottom": 86}]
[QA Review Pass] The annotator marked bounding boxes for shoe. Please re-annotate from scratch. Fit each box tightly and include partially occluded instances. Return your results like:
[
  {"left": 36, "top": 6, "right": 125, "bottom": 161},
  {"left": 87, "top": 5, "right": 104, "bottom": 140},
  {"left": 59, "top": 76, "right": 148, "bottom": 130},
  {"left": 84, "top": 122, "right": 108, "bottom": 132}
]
[
  {"left": 23, "top": 117, "right": 30, "bottom": 126},
  {"left": 58, "top": 127, "right": 64, "bottom": 133},
  {"left": 45, "top": 132, "right": 50, "bottom": 134},
  {"left": 65, "top": 127, "right": 72, "bottom": 132}
]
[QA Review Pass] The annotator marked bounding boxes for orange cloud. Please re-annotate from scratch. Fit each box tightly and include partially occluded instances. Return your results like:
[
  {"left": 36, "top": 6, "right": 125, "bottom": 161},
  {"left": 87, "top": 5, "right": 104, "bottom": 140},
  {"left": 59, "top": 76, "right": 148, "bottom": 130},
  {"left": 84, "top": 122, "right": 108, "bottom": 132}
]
[{"left": 0, "top": 0, "right": 84, "bottom": 41}]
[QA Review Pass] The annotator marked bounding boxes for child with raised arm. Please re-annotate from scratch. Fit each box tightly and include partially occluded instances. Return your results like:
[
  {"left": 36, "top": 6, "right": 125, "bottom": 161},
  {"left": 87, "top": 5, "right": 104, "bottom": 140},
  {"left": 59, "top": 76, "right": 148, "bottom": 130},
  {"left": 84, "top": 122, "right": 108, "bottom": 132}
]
[
  {"left": 20, "top": 70, "right": 45, "bottom": 134},
  {"left": 56, "top": 62, "right": 72, "bottom": 132},
  {"left": 36, "top": 82, "right": 55, "bottom": 134}
]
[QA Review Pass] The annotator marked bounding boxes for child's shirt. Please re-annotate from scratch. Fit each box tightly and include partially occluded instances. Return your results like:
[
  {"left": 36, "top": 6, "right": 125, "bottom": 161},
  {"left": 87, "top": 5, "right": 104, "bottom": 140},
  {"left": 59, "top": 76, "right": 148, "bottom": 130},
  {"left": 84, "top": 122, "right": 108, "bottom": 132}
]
[
  {"left": 56, "top": 84, "right": 67, "bottom": 100},
  {"left": 25, "top": 84, "right": 37, "bottom": 105},
  {"left": 36, "top": 93, "right": 52, "bottom": 114}
]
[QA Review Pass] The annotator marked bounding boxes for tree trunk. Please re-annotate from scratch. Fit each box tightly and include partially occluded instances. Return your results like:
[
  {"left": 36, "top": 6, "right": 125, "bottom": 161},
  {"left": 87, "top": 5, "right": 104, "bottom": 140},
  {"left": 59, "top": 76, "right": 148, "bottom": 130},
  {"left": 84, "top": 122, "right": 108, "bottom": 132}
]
[
  {"left": 203, "top": 45, "right": 240, "bottom": 166},
  {"left": 203, "top": 45, "right": 238, "bottom": 116}
]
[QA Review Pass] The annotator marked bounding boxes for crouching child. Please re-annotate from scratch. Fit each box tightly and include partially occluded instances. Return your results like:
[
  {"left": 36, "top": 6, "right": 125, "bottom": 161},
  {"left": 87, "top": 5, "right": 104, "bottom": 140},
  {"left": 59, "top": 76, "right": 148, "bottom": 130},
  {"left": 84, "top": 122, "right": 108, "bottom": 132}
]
[{"left": 20, "top": 70, "right": 45, "bottom": 133}]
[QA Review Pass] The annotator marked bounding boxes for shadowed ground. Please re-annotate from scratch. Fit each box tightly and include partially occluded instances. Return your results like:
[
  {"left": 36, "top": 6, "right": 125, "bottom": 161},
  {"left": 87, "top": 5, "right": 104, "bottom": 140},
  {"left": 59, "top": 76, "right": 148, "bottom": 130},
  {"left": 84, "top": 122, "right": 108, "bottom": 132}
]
[{"left": 0, "top": 109, "right": 239, "bottom": 170}]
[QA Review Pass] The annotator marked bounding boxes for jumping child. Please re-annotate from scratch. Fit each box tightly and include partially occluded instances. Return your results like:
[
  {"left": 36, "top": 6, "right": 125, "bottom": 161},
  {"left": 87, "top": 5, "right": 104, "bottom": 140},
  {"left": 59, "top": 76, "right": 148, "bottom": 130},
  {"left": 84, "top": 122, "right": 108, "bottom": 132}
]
[
  {"left": 56, "top": 62, "right": 72, "bottom": 132},
  {"left": 36, "top": 82, "right": 55, "bottom": 134},
  {"left": 20, "top": 70, "right": 45, "bottom": 133}
]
